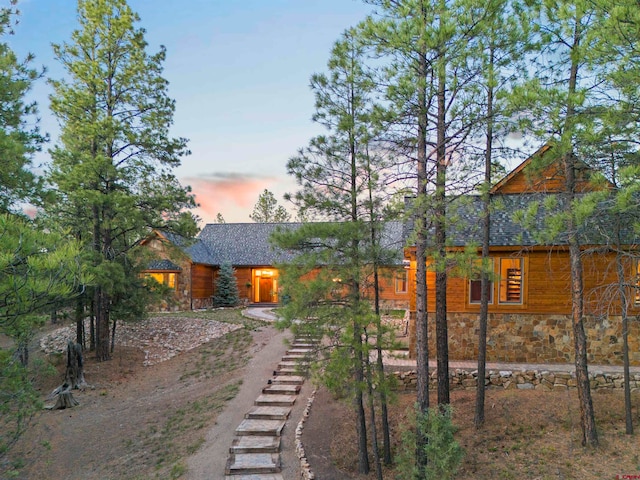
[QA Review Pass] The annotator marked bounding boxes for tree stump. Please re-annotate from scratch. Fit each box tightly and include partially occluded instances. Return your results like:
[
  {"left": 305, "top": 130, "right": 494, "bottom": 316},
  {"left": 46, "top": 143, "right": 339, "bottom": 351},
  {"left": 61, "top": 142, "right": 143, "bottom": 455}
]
[{"left": 46, "top": 340, "right": 87, "bottom": 410}]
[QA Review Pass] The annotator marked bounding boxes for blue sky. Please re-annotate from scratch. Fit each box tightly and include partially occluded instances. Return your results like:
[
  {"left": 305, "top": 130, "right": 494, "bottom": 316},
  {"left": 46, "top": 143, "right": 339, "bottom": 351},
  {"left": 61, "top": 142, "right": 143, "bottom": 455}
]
[{"left": 10, "top": 0, "right": 374, "bottom": 224}]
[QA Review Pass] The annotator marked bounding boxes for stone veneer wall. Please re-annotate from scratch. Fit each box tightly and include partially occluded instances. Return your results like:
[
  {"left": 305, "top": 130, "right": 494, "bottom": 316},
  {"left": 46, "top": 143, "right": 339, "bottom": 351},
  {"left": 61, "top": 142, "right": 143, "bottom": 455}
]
[
  {"left": 409, "top": 312, "right": 640, "bottom": 366},
  {"left": 391, "top": 369, "right": 640, "bottom": 392}
]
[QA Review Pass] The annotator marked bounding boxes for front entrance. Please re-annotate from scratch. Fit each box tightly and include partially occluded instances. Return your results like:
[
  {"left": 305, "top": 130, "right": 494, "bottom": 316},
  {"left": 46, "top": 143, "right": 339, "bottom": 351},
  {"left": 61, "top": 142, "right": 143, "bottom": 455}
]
[{"left": 252, "top": 268, "right": 278, "bottom": 303}]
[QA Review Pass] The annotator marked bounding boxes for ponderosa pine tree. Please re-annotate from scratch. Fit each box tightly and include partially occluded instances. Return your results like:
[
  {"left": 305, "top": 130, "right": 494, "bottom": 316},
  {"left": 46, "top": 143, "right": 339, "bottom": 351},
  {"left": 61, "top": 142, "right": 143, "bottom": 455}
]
[
  {"left": 276, "top": 30, "right": 397, "bottom": 476},
  {"left": 48, "top": 0, "right": 196, "bottom": 361},
  {"left": 0, "top": 2, "right": 44, "bottom": 214},
  {"left": 578, "top": 0, "right": 640, "bottom": 435},
  {"left": 508, "top": 0, "right": 609, "bottom": 447},
  {"left": 473, "top": 0, "right": 531, "bottom": 428},
  {"left": 250, "top": 189, "right": 291, "bottom": 223}
]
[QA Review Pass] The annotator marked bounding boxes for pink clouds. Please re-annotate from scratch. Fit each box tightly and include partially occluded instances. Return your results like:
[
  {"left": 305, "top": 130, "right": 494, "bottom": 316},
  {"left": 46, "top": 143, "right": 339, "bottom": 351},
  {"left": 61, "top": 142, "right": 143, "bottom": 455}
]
[{"left": 184, "top": 174, "right": 292, "bottom": 224}]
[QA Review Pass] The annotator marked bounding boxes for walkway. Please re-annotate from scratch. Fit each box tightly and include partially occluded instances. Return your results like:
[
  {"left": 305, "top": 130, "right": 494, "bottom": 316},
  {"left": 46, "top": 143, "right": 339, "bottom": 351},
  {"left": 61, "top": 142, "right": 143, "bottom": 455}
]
[
  {"left": 224, "top": 334, "right": 316, "bottom": 478},
  {"left": 379, "top": 349, "right": 640, "bottom": 375}
]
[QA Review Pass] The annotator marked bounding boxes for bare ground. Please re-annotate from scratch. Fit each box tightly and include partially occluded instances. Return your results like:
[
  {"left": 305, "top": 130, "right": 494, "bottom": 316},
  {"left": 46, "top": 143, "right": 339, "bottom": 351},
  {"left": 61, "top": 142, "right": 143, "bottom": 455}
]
[
  {"left": 302, "top": 386, "right": 640, "bottom": 479},
  {"left": 6, "top": 310, "right": 291, "bottom": 480},
  {"left": 5, "top": 311, "right": 640, "bottom": 480}
]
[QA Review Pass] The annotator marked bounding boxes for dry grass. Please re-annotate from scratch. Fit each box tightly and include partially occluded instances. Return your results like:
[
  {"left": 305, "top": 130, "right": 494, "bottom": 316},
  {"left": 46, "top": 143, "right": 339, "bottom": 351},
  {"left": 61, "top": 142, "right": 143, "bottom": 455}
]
[{"left": 326, "top": 388, "right": 640, "bottom": 479}]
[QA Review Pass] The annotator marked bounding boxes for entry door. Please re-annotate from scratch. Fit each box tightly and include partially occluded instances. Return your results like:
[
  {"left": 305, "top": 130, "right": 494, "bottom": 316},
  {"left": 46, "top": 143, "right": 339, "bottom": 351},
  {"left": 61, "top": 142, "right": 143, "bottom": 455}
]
[{"left": 259, "top": 277, "right": 274, "bottom": 303}]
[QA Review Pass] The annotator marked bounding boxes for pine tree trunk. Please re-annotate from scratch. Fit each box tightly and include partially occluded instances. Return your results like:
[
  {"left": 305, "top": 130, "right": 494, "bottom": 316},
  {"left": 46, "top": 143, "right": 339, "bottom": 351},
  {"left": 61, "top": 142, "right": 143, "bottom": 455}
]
[
  {"left": 95, "top": 288, "right": 111, "bottom": 361},
  {"left": 64, "top": 340, "right": 86, "bottom": 389},
  {"left": 614, "top": 239, "right": 633, "bottom": 434},
  {"left": 354, "top": 320, "right": 370, "bottom": 474},
  {"left": 415, "top": 4, "right": 431, "bottom": 473},
  {"left": 565, "top": 153, "right": 597, "bottom": 446},
  {"left": 476, "top": 45, "right": 495, "bottom": 428},
  {"left": 435, "top": 13, "right": 449, "bottom": 406},
  {"left": 75, "top": 294, "right": 84, "bottom": 347}
]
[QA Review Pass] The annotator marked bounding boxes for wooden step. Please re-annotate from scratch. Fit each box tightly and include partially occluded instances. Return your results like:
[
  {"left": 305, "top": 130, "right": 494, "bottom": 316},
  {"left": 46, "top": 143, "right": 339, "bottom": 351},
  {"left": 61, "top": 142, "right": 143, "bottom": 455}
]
[
  {"left": 255, "top": 394, "right": 296, "bottom": 406},
  {"left": 281, "top": 354, "right": 309, "bottom": 361},
  {"left": 225, "top": 453, "right": 281, "bottom": 475},
  {"left": 272, "top": 375, "right": 305, "bottom": 385},
  {"left": 277, "top": 361, "right": 309, "bottom": 369},
  {"left": 290, "top": 343, "right": 315, "bottom": 349},
  {"left": 230, "top": 436, "right": 280, "bottom": 454},
  {"left": 246, "top": 405, "right": 291, "bottom": 420},
  {"left": 286, "top": 348, "right": 314, "bottom": 355},
  {"left": 225, "top": 474, "right": 284, "bottom": 480},
  {"left": 274, "top": 367, "right": 300, "bottom": 376},
  {"left": 262, "top": 384, "right": 301, "bottom": 395},
  {"left": 235, "top": 419, "right": 285, "bottom": 437}
]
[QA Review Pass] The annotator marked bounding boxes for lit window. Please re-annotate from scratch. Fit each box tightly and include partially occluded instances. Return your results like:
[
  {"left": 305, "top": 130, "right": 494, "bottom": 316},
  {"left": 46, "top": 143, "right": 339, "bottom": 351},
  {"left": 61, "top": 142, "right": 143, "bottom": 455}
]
[
  {"left": 499, "top": 258, "right": 523, "bottom": 304},
  {"left": 145, "top": 272, "right": 177, "bottom": 290}
]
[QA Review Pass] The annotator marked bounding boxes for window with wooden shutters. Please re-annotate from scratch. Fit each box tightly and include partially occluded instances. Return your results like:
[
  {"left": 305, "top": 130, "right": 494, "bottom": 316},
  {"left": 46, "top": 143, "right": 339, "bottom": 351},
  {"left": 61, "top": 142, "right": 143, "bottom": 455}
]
[{"left": 499, "top": 258, "right": 523, "bottom": 304}]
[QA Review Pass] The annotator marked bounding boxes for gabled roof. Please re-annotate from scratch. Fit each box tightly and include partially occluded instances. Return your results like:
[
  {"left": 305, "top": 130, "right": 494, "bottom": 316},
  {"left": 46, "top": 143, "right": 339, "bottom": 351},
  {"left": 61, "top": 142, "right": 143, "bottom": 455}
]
[
  {"left": 490, "top": 144, "right": 610, "bottom": 195},
  {"left": 159, "top": 230, "right": 213, "bottom": 265},
  {"left": 490, "top": 144, "right": 552, "bottom": 194}
]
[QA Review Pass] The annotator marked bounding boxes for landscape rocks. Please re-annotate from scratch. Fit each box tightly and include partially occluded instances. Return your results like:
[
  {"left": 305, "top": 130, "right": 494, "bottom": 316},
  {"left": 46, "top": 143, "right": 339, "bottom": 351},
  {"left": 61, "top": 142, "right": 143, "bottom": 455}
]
[
  {"left": 40, "top": 316, "right": 242, "bottom": 366},
  {"left": 295, "top": 390, "right": 317, "bottom": 480}
]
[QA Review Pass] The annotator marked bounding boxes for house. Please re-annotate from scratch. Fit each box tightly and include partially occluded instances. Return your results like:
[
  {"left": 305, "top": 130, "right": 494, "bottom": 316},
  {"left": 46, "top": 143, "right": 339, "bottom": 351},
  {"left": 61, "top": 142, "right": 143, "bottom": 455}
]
[
  {"left": 404, "top": 145, "right": 640, "bottom": 366},
  {"left": 141, "top": 222, "right": 409, "bottom": 310}
]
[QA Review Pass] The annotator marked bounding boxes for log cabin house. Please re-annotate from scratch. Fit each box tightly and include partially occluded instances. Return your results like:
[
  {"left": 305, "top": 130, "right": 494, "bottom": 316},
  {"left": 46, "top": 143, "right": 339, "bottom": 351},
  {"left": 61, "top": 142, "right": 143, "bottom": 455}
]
[
  {"left": 141, "top": 222, "right": 409, "bottom": 311},
  {"left": 404, "top": 145, "right": 640, "bottom": 366}
]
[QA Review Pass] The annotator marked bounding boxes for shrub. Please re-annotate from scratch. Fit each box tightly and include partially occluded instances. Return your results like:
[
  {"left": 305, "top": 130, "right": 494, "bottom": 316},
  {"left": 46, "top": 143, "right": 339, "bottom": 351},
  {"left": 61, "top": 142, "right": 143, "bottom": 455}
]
[{"left": 396, "top": 404, "right": 464, "bottom": 480}]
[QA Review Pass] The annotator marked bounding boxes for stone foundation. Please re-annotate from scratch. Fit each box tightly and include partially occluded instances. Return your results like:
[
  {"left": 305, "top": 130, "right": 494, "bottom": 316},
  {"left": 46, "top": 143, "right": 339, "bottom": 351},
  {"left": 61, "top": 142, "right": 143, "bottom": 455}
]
[
  {"left": 408, "top": 312, "right": 640, "bottom": 366},
  {"left": 391, "top": 369, "right": 640, "bottom": 392}
]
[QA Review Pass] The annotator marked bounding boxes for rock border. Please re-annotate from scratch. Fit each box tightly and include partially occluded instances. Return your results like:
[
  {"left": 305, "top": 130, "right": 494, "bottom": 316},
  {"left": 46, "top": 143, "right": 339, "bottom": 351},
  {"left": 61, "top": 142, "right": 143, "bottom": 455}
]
[{"left": 295, "top": 389, "right": 317, "bottom": 480}]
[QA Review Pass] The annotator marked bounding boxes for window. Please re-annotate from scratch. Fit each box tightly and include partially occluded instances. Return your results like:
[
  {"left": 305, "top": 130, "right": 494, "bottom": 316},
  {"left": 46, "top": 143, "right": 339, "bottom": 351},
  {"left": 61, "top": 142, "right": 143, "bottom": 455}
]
[
  {"left": 145, "top": 272, "right": 177, "bottom": 289},
  {"left": 469, "top": 259, "right": 493, "bottom": 304},
  {"left": 499, "top": 258, "right": 523, "bottom": 304},
  {"left": 395, "top": 270, "right": 408, "bottom": 294}
]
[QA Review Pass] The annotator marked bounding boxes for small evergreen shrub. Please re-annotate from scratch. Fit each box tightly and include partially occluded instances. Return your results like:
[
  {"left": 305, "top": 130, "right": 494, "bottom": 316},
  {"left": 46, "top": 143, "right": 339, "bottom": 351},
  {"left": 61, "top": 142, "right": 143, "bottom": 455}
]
[
  {"left": 212, "top": 263, "right": 240, "bottom": 307},
  {"left": 396, "top": 404, "right": 464, "bottom": 480}
]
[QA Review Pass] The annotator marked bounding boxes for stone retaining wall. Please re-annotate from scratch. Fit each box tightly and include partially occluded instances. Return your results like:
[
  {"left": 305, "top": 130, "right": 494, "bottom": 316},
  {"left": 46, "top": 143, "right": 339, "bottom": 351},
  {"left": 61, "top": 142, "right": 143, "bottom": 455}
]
[
  {"left": 409, "top": 312, "right": 640, "bottom": 366},
  {"left": 391, "top": 369, "right": 640, "bottom": 392}
]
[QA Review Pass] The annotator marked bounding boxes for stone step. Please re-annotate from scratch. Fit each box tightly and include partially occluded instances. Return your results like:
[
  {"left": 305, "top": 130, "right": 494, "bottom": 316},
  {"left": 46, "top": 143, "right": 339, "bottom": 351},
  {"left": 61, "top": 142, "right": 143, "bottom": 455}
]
[
  {"left": 255, "top": 394, "right": 297, "bottom": 406},
  {"left": 230, "top": 435, "right": 281, "bottom": 454},
  {"left": 246, "top": 405, "right": 291, "bottom": 420},
  {"left": 262, "top": 384, "right": 301, "bottom": 395},
  {"left": 225, "top": 474, "right": 284, "bottom": 480},
  {"left": 271, "top": 375, "right": 305, "bottom": 385},
  {"left": 235, "top": 419, "right": 286, "bottom": 437},
  {"left": 290, "top": 343, "right": 315, "bottom": 348},
  {"left": 274, "top": 367, "right": 300, "bottom": 376},
  {"left": 287, "top": 348, "right": 314, "bottom": 355},
  {"left": 225, "top": 453, "right": 281, "bottom": 475},
  {"left": 281, "top": 354, "right": 309, "bottom": 361},
  {"left": 278, "top": 361, "right": 309, "bottom": 369}
]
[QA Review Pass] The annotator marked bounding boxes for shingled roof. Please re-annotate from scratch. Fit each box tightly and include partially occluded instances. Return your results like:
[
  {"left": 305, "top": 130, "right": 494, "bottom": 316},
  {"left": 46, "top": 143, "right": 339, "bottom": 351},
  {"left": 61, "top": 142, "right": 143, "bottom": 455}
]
[
  {"left": 197, "top": 223, "right": 302, "bottom": 266},
  {"left": 146, "top": 259, "right": 182, "bottom": 271},
  {"left": 193, "top": 222, "right": 406, "bottom": 266},
  {"left": 405, "top": 193, "right": 640, "bottom": 248}
]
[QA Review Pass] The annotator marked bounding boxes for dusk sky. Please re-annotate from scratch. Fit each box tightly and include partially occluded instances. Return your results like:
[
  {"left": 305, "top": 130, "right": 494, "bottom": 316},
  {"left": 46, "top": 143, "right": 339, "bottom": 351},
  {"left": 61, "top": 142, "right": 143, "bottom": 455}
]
[{"left": 10, "top": 0, "right": 375, "bottom": 225}]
